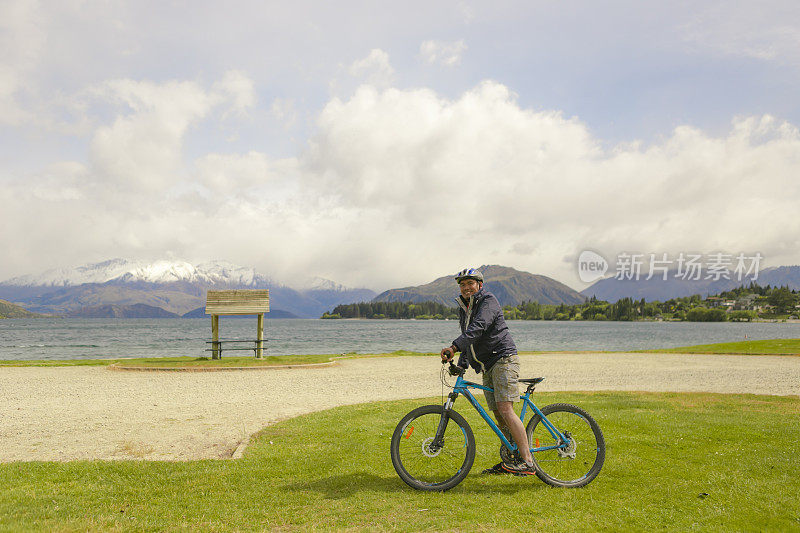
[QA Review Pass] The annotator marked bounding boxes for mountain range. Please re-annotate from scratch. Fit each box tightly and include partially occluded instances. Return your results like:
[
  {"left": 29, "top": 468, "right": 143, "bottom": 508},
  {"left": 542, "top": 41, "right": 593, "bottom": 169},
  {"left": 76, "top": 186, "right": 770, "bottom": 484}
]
[
  {"left": 0, "top": 260, "right": 587, "bottom": 318},
  {"left": 581, "top": 266, "right": 800, "bottom": 302},
  {"left": 0, "top": 259, "right": 376, "bottom": 318},
  {"left": 4, "top": 259, "right": 799, "bottom": 319}
]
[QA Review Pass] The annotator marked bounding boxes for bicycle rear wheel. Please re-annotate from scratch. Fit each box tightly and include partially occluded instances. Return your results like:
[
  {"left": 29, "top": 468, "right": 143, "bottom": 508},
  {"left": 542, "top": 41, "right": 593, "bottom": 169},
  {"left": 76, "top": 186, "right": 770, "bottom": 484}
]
[
  {"left": 390, "top": 405, "right": 475, "bottom": 491},
  {"left": 526, "top": 403, "right": 605, "bottom": 488}
]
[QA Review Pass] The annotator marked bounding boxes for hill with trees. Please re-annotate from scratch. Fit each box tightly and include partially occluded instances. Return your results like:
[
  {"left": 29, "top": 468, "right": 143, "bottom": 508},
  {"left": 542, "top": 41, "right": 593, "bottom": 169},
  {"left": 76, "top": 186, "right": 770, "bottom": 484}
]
[
  {"left": 503, "top": 283, "right": 798, "bottom": 322},
  {"left": 373, "top": 265, "right": 584, "bottom": 307},
  {"left": 0, "top": 299, "right": 46, "bottom": 318}
]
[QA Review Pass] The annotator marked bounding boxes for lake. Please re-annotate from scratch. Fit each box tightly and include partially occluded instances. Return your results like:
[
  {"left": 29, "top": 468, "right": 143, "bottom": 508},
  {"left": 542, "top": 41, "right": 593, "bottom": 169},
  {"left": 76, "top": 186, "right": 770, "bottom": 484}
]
[{"left": 2, "top": 318, "right": 800, "bottom": 360}]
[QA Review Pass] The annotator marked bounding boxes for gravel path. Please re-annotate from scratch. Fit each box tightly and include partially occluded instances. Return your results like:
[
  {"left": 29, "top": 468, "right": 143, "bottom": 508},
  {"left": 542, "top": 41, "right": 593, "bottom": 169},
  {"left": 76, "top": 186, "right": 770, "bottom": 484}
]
[{"left": 1, "top": 352, "right": 798, "bottom": 463}]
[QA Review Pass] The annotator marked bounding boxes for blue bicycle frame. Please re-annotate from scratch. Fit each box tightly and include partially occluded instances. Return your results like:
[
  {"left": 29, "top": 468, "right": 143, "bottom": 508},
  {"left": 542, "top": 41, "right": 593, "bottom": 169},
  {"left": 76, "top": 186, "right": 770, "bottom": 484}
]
[{"left": 443, "top": 373, "right": 569, "bottom": 454}]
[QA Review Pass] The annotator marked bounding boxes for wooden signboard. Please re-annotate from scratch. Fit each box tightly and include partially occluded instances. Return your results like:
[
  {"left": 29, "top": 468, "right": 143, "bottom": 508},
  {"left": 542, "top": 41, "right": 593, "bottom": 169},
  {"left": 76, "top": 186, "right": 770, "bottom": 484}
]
[{"left": 205, "top": 290, "right": 270, "bottom": 359}]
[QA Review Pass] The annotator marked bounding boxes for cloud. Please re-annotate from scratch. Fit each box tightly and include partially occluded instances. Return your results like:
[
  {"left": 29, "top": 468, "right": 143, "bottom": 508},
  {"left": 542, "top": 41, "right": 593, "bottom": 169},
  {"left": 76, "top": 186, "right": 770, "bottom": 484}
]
[
  {"left": 310, "top": 82, "right": 598, "bottom": 212},
  {"left": 86, "top": 72, "right": 254, "bottom": 195},
  {"left": 213, "top": 70, "right": 256, "bottom": 116},
  {"left": 88, "top": 79, "right": 212, "bottom": 193},
  {"left": 3, "top": 1, "right": 800, "bottom": 292},
  {"left": 348, "top": 49, "right": 395, "bottom": 88},
  {"left": 301, "top": 82, "right": 800, "bottom": 287},
  {"left": 28, "top": 161, "right": 88, "bottom": 201},
  {"left": 3, "top": 77, "right": 800, "bottom": 290},
  {"left": 420, "top": 39, "right": 467, "bottom": 66},
  {"left": 195, "top": 151, "right": 299, "bottom": 196}
]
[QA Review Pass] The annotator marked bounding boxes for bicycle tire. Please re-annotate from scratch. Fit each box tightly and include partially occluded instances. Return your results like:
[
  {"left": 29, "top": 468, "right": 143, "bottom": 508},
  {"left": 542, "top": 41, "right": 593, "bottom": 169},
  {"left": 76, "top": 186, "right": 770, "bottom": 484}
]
[
  {"left": 526, "top": 403, "right": 605, "bottom": 488},
  {"left": 390, "top": 405, "right": 475, "bottom": 491}
]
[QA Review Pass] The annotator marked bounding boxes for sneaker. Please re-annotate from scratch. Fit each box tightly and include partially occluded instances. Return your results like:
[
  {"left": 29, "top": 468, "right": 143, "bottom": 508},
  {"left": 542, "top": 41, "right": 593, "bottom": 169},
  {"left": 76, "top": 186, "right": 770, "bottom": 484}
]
[
  {"left": 481, "top": 462, "right": 508, "bottom": 475},
  {"left": 501, "top": 461, "right": 536, "bottom": 476},
  {"left": 481, "top": 462, "right": 528, "bottom": 476}
]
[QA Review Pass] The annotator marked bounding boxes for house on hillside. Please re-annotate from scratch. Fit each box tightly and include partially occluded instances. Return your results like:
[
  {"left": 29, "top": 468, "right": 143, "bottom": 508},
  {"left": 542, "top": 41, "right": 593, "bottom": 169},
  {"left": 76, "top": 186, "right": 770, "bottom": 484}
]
[
  {"left": 706, "top": 296, "right": 736, "bottom": 312},
  {"left": 734, "top": 294, "right": 760, "bottom": 310}
]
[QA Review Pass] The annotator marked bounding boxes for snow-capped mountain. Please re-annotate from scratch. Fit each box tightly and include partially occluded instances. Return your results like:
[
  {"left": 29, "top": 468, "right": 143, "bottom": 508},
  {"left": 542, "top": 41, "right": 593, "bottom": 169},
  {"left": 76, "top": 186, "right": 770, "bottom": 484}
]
[
  {"left": 0, "top": 259, "right": 375, "bottom": 318},
  {"left": 3, "top": 258, "right": 143, "bottom": 287},
  {"left": 298, "top": 277, "right": 349, "bottom": 292},
  {"left": 2, "top": 259, "right": 273, "bottom": 288},
  {"left": 196, "top": 261, "right": 271, "bottom": 287}
]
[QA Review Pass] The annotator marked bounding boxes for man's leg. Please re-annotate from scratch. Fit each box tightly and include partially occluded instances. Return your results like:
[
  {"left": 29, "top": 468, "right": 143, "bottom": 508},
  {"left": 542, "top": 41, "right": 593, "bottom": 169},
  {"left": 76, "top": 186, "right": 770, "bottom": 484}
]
[
  {"left": 491, "top": 411, "right": 513, "bottom": 446},
  {"left": 487, "top": 355, "right": 533, "bottom": 466},
  {"left": 495, "top": 402, "right": 533, "bottom": 465},
  {"left": 483, "top": 355, "right": 535, "bottom": 473}
]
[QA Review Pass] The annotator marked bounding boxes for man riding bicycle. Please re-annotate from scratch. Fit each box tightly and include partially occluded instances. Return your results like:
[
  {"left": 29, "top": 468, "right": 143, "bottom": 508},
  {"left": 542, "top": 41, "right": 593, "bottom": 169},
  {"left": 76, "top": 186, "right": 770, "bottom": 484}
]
[{"left": 440, "top": 267, "right": 536, "bottom": 475}]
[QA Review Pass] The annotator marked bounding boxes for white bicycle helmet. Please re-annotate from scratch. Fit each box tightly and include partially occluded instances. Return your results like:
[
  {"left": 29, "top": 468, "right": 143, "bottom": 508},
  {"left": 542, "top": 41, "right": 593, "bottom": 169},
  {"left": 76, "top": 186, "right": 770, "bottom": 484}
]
[{"left": 454, "top": 267, "right": 484, "bottom": 283}]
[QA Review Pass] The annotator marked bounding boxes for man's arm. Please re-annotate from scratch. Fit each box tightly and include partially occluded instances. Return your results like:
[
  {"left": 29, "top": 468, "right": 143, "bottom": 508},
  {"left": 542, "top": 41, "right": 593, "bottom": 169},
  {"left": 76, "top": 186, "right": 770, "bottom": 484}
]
[{"left": 451, "top": 298, "right": 498, "bottom": 353}]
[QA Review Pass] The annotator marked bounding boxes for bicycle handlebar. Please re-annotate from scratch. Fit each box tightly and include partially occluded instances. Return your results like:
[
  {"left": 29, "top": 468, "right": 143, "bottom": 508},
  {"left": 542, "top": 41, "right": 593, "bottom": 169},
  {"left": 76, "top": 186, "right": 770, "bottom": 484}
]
[{"left": 447, "top": 362, "right": 466, "bottom": 376}]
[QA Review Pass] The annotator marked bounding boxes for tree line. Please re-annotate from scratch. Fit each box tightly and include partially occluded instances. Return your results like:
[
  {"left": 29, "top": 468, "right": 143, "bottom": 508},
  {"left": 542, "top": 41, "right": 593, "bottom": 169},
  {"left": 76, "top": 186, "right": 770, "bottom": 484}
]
[
  {"left": 323, "top": 301, "right": 458, "bottom": 320},
  {"left": 322, "top": 283, "right": 799, "bottom": 322}
]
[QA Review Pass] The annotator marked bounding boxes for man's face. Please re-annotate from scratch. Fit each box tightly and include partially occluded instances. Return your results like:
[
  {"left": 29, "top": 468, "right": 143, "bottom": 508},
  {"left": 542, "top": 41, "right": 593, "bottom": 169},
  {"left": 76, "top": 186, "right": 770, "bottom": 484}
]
[{"left": 459, "top": 279, "right": 481, "bottom": 299}]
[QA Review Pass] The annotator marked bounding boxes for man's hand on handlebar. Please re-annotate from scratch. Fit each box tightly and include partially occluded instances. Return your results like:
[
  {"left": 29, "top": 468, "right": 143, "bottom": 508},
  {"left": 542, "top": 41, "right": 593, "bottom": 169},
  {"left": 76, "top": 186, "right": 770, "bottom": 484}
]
[
  {"left": 440, "top": 345, "right": 456, "bottom": 363},
  {"left": 440, "top": 345, "right": 465, "bottom": 375}
]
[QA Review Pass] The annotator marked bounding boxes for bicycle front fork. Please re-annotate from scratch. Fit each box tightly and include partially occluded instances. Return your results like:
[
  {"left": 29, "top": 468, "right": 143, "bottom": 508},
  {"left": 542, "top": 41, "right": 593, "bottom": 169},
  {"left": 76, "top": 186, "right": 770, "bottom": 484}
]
[{"left": 431, "top": 391, "right": 459, "bottom": 449}]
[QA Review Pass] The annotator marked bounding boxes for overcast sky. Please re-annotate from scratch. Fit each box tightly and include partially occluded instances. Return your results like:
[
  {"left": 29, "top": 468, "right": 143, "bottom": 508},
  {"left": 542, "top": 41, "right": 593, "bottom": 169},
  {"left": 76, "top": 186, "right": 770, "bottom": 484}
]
[{"left": 2, "top": 1, "right": 800, "bottom": 290}]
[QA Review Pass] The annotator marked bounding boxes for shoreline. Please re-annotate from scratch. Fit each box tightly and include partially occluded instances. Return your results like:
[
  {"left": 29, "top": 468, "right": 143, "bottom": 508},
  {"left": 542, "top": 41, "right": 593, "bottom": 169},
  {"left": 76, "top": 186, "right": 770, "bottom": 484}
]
[
  {"left": 4, "top": 316, "right": 800, "bottom": 322},
  {"left": 2, "top": 347, "right": 799, "bottom": 369}
]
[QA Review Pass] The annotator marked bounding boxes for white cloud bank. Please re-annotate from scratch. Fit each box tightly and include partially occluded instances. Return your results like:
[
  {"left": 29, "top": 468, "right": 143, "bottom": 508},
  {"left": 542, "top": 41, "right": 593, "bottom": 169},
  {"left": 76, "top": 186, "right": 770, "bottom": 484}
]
[
  {"left": 3, "top": 75, "right": 800, "bottom": 289},
  {"left": 302, "top": 83, "right": 800, "bottom": 287}
]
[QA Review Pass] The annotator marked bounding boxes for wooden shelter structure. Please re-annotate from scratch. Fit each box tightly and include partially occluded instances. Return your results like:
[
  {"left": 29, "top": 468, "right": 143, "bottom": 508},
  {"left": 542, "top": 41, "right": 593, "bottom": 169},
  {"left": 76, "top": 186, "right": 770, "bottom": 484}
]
[{"left": 205, "top": 289, "right": 270, "bottom": 359}]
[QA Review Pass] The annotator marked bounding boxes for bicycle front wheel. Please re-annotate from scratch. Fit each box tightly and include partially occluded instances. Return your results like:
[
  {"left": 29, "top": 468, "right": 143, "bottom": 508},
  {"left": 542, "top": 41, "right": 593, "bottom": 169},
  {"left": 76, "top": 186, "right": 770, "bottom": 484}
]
[
  {"left": 526, "top": 403, "right": 605, "bottom": 488},
  {"left": 390, "top": 405, "right": 475, "bottom": 491}
]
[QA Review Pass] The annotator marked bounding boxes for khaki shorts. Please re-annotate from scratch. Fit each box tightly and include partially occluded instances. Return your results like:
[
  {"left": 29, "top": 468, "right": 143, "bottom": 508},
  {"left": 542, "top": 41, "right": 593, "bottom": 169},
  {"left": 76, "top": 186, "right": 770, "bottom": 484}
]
[{"left": 482, "top": 354, "right": 520, "bottom": 411}]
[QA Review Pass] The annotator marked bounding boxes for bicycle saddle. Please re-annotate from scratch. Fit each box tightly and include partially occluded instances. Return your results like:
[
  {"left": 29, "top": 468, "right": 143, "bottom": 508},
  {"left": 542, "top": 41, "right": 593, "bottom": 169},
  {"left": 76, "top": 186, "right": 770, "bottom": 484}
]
[{"left": 519, "top": 377, "right": 545, "bottom": 384}]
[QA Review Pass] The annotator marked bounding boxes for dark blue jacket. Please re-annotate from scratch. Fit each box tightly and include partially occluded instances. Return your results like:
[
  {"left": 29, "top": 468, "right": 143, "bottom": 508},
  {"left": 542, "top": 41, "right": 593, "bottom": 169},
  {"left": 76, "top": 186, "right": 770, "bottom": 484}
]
[{"left": 452, "top": 288, "right": 517, "bottom": 373}]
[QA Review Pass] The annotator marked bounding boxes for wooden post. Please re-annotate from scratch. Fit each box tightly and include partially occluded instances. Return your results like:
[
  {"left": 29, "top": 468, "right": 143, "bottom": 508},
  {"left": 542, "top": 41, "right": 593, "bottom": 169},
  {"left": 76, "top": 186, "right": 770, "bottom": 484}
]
[
  {"left": 211, "top": 314, "right": 220, "bottom": 359},
  {"left": 256, "top": 313, "right": 264, "bottom": 359}
]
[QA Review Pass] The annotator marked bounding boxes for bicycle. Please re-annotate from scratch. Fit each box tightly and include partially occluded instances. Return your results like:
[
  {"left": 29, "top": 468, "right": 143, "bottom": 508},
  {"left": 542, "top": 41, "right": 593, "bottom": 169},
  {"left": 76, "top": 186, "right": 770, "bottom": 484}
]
[{"left": 390, "top": 361, "right": 606, "bottom": 491}]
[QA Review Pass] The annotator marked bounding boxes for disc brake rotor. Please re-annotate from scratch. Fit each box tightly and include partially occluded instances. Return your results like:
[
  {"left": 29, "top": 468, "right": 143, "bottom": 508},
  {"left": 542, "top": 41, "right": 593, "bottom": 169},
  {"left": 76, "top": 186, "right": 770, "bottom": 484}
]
[
  {"left": 558, "top": 431, "right": 577, "bottom": 459},
  {"left": 421, "top": 437, "right": 442, "bottom": 458}
]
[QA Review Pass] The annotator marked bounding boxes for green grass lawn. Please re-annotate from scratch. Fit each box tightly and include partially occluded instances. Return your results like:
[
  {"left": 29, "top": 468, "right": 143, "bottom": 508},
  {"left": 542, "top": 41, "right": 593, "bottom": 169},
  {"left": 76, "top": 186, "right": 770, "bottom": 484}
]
[
  {"left": 1, "top": 392, "right": 799, "bottom": 531},
  {"left": 648, "top": 338, "right": 800, "bottom": 355}
]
